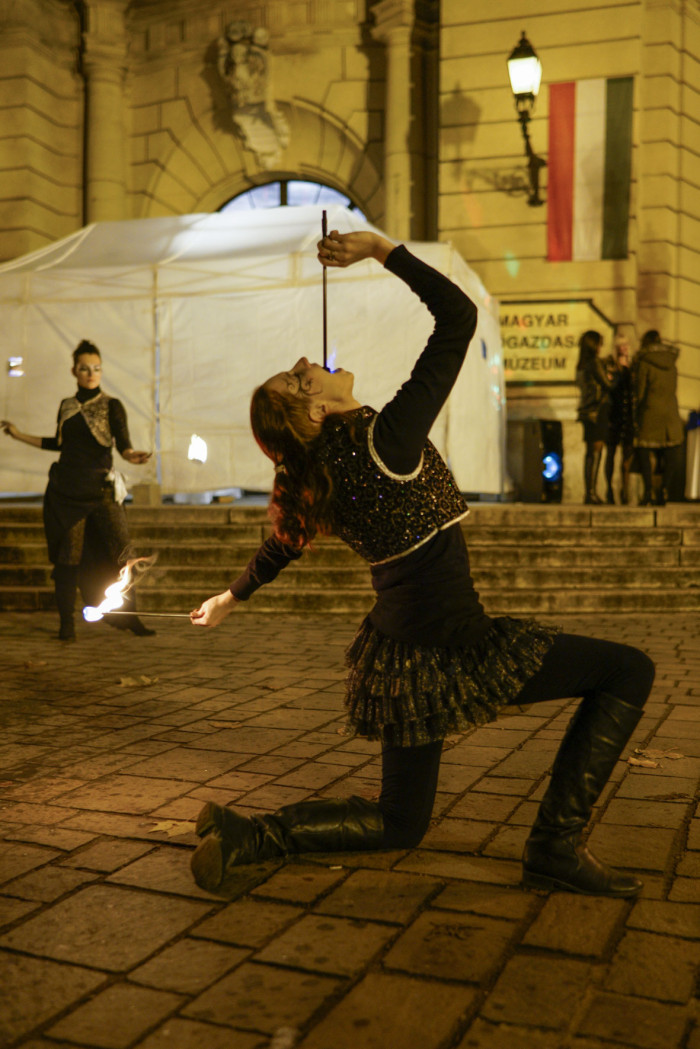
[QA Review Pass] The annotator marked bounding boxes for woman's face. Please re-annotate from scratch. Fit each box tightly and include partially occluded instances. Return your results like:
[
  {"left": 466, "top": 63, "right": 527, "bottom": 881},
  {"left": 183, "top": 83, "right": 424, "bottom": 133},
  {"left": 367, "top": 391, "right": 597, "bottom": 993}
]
[
  {"left": 72, "top": 353, "right": 102, "bottom": 390},
  {"left": 265, "top": 357, "right": 356, "bottom": 417}
]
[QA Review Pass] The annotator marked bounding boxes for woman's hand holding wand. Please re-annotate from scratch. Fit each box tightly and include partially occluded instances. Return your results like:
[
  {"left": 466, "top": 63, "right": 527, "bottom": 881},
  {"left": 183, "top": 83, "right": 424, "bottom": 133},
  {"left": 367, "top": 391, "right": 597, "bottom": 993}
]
[
  {"left": 318, "top": 230, "right": 395, "bottom": 269},
  {"left": 190, "top": 589, "right": 239, "bottom": 628}
]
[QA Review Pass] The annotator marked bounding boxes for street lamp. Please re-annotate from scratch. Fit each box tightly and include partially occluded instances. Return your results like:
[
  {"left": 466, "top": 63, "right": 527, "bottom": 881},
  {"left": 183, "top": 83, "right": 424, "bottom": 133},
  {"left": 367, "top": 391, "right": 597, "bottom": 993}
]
[{"left": 507, "top": 31, "right": 546, "bottom": 206}]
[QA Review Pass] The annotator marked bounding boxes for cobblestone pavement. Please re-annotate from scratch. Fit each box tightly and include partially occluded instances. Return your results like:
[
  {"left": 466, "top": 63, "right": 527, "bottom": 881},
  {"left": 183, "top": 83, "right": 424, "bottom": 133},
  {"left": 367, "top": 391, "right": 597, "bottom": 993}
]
[{"left": 1, "top": 609, "right": 699, "bottom": 1049}]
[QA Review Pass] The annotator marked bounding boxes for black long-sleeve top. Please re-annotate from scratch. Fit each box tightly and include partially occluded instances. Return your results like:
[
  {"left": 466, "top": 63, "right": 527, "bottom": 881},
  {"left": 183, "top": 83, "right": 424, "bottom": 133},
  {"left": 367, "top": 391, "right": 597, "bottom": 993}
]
[
  {"left": 41, "top": 387, "right": 131, "bottom": 472},
  {"left": 230, "top": 246, "right": 491, "bottom": 648}
]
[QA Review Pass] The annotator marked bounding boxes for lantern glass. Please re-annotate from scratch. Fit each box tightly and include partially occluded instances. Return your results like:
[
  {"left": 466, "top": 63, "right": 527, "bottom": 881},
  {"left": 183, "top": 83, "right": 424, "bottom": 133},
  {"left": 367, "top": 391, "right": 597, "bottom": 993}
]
[{"left": 508, "top": 53, "right": 542, "bottom": 97}]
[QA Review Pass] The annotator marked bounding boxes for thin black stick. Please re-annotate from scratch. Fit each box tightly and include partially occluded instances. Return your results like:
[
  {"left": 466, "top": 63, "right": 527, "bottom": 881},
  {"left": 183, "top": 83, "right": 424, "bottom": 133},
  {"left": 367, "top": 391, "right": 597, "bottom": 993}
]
[{"left": 322, "top": 209, "right": 328, "bottom": 368}]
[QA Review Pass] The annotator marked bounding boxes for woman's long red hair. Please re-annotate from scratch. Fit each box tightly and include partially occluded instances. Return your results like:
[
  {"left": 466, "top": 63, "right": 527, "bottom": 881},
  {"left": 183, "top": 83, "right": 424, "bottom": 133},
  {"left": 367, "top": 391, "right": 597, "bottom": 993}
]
[{"left": 250, "top": 385, "right": 336, "bottom": 548}]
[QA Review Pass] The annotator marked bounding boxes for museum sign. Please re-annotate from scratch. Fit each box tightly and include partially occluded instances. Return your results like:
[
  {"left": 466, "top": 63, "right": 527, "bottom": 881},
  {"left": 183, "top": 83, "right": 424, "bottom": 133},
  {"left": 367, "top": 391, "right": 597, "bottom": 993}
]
[{"left": 500, "top": 299, "right": 615, "bottom": 384}]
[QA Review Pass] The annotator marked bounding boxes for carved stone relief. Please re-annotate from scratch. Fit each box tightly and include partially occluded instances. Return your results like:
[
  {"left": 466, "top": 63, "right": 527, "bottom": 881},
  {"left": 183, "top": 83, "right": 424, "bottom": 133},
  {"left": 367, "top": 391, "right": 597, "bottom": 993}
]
[{"left": 216, "top": 20, "right": 290, "bottom": 169}]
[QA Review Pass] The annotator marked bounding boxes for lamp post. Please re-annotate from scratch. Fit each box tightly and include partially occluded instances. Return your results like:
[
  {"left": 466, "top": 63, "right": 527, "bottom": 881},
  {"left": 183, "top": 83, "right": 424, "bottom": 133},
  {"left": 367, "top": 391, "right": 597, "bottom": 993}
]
[{"left": 507, "top": 31, "right": 546, "bottom": 207}]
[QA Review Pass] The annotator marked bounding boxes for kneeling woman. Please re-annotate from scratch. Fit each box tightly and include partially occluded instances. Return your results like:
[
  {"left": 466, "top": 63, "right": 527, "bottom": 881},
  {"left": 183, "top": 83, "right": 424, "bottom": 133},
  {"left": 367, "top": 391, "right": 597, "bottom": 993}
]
[{"left": 190, "top": 231, "right": 655, "bottom": 898}]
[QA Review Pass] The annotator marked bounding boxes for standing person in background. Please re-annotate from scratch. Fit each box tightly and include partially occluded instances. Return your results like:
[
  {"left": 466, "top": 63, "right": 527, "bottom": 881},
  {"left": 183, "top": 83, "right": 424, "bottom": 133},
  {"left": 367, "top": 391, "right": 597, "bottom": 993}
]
[
  {"left": 576, "top": 330, "right": 618, "bottom": 505},
  {"left": 605, "top": 334, "right": 635, "bottom": 505},
  {"left": 635, "top": 330, "right": 685, "bottom": 506},
  {"left": 188, "top": 231, "right": 655, "bottom": 901},
  {"left": 2, "top": 340, "right": 154, "bottom": 641}
]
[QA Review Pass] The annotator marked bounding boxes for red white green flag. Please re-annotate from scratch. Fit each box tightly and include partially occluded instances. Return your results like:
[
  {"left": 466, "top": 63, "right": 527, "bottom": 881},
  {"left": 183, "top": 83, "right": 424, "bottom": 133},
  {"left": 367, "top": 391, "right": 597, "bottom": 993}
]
[{"left": 547, "top": 76, "right": 634, "bottom": 261}]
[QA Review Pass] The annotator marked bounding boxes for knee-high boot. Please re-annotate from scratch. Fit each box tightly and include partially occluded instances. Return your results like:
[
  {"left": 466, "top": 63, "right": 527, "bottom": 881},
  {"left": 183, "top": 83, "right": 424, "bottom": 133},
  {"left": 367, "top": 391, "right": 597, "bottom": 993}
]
[
  {"left": 584, "top": 448, "right": 603, "bottom": 504},
  {"left": 522, "top": 692, "right": 643, "bottom": 897},
  {"left": 53, "top": 564, "right": 79, "bottom": 641},
  {"left": 191, "top": 797, "right": 384, "bottom": 892}
]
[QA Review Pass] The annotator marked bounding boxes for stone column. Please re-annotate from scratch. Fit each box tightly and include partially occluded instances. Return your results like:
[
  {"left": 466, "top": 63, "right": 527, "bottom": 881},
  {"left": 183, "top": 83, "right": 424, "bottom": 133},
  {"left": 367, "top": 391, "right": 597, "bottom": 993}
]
[
  {"left": 81, "top": 0, "right": 129, "bottom": 222},
  {"left": 372, "top": 0, "right": 414, "bottom": 240}
]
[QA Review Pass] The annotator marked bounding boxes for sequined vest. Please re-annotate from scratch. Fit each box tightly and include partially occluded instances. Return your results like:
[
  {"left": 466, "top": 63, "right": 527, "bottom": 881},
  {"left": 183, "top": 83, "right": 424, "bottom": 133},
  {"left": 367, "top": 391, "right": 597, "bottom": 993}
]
[
  {"left": 57, "top": 392, "right": 113, "bottom": 448},
  {"left": 320, "top": 407, "right": 469, "bottom": 565}
]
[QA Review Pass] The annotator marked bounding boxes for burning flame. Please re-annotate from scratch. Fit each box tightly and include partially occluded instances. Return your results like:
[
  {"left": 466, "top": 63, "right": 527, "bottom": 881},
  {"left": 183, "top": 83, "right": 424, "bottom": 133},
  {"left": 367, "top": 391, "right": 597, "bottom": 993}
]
[
  {"left": 188, "top": 434, "right": 208, "bottom": 463},
  {"left": 82, "top": 555, "right": 157, "bottom": 623}
]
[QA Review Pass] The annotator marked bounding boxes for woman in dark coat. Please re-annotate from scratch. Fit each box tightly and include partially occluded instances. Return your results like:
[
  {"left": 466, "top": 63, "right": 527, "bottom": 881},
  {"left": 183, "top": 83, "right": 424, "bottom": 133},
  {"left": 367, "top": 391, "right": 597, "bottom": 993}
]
[
  {"left": 187, "top": 230, "right": 655, "bottom": 901},
  {"left": 635, "top": 330, "right": 685, "bottom": 505},
  {"left": 2, "top": 340, "right": 154, "bottom": 640},
  {"left": 576, "top": 330, "right": 617, "bottom": 504},
  {"left": 605, "top": 335, "right": 635, "bottom": 504}
]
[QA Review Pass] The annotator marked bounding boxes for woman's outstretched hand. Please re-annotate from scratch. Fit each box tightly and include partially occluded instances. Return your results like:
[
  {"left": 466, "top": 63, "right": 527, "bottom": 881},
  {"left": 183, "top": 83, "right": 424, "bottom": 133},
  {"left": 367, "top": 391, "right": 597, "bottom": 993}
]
[
  {"left": 122, "top": 448, "right": 152, "bottom": 464},
  {"left": 318, "top": 230, "right": 395, "bottom": 268},
  {"left": 190, "top": 589, "right": 238, "bottom": 628},
  {"left": 1, "top": 420, "right": 19, "bottom": 439}
]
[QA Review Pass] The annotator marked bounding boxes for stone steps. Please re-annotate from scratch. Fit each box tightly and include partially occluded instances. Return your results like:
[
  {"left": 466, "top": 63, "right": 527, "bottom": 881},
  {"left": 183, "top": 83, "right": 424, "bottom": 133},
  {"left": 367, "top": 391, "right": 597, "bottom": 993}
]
[{"left": 1, "top": 502, "right": 699, "bottom": 615}]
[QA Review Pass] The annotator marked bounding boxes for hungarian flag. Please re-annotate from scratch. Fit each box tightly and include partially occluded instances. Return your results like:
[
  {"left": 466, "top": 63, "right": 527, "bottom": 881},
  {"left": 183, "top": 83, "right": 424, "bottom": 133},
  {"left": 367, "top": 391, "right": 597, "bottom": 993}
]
[{"left": 547, "top": 77, "right": 634, "bottom": 261}]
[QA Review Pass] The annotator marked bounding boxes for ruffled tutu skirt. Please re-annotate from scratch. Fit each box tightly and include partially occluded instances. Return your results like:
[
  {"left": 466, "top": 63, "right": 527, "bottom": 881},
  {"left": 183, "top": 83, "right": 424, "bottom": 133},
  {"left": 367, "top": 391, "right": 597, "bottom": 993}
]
[{"left": 344, "top": 615, "right": 560, "bottom": 747}]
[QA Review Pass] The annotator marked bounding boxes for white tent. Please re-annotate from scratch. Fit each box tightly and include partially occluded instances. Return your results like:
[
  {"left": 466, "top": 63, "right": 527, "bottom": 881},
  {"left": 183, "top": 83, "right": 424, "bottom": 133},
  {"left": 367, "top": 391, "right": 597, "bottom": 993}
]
[{"left": 0, "top": 207, "right": 505, "bottom": 496}]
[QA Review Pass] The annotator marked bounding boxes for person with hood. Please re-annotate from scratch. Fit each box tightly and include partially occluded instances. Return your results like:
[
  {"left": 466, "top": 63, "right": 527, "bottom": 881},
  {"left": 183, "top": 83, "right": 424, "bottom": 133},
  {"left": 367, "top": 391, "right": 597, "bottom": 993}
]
[{"left": 634, "top": 330, "right": 685, "bottom": 505}]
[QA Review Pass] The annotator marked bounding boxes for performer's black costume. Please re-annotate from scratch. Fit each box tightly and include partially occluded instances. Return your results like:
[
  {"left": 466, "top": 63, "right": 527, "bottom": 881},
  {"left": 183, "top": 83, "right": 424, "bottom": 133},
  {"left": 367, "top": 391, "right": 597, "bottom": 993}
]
[
  {"left": 191, "top": 247, "right": 655, "bottom": 897},
  {"left": 41, "top": 387, "right": 151, "bottom": 639}
]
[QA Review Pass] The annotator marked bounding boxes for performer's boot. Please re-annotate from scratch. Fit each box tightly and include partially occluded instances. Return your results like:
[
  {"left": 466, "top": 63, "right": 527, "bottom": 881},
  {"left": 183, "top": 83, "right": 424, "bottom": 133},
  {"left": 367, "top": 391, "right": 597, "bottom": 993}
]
[
  {"left": 53, "top": 564, "right": 78, "bottom": 641},
  {"left": 522, "top": 692, "right": 643, "bottom": 897},
  {"left": 584, "top": 448, "right": 603, "bottom": 504},
  {"left": 191, "top": 796, "right": 384, "bottom": 892}
]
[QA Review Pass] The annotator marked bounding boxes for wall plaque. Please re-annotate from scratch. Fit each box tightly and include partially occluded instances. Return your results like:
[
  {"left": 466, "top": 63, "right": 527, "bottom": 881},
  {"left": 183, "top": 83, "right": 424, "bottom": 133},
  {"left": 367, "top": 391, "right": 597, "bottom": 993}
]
[{"left": 500, "top": 299, "right": 615, "bottom": 384}]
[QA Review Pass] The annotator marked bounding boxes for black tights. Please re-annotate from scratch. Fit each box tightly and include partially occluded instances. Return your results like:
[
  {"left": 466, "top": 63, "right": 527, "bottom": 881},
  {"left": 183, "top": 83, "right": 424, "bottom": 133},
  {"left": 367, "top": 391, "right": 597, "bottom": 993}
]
[{"left": 377, "top": 633, "right": 655, "bottom": 849}]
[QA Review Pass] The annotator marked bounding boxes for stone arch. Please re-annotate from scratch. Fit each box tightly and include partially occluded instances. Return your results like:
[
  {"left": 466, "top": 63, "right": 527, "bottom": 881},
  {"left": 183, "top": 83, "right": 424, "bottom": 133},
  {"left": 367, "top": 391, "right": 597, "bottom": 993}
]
[{"left": 138, "top": 100, "right": 385, "bottom": 223}]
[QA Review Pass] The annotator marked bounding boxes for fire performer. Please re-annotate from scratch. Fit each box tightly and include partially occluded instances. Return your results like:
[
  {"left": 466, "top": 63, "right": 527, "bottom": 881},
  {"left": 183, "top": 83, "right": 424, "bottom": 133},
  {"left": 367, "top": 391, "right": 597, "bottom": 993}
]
[
  {"left": 2, "top": 339, "right": 154, "bottom": 641},
  {"left": 189, "top": 231, "right": 655, "bottom": 897}
]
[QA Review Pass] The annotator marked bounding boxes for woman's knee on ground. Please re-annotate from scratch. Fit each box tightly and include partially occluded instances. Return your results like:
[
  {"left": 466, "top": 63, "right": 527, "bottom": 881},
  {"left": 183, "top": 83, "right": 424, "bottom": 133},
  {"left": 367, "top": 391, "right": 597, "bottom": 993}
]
[{"left": 607, "top": 644, "right": 655, "bottom": 707}]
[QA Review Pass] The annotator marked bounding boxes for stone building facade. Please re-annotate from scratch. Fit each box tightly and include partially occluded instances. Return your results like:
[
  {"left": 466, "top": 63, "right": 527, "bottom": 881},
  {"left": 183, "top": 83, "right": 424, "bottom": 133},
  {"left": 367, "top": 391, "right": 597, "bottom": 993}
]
[{"left": 1, "top": 0, "right": 698, "bottom": 499}]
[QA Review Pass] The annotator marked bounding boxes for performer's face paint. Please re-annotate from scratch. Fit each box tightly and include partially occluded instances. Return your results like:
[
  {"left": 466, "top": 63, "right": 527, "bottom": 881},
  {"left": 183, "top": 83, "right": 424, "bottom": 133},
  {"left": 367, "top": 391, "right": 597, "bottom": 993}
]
[{"left": 73, "top": 353, "right": 102, "bottom": 391}]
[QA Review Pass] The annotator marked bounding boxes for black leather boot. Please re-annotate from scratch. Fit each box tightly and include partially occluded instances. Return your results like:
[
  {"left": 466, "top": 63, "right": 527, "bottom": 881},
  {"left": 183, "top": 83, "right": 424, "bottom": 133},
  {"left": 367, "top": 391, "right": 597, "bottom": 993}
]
[
  {"left": 53, "top": 564, "right": 79, "bottom": 641},
  {"left": 191, "top": 797, "right": 385, "bottom": 891},
  {"left": 522, "top": 692, "right": 644, "bottom": 897},
  {"left": 584, "top": 448, "right": 604, "bottom": 504}
]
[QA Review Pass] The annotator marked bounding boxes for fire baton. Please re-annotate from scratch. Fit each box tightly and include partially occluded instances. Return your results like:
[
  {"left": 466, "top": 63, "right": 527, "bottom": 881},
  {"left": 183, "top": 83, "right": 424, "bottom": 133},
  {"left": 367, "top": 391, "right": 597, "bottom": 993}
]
[{"left": 83, "top": 608, "right": 191, "bottom": 622}]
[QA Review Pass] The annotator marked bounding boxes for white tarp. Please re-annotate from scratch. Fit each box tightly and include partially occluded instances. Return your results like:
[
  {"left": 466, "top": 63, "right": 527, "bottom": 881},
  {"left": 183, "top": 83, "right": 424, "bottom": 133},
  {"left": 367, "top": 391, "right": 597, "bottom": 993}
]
[{"left": 0, "top": 207, "right": 505, "bottom": 495}]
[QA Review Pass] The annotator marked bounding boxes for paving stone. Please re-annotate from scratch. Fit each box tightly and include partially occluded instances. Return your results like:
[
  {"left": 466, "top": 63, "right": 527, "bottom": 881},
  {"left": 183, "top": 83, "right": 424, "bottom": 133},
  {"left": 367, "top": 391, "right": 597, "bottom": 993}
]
[
  {"left": 249, "top": 861, "right": 347, "bottom": 904},
  {"left": 627, "top": 898, "right": 700, "bottom": 937},
  {"left": 56, "top": 773, "right": 198, "bottom": 814},
  {"left": 432, "top": 882, "right": 537, "bottom": 921},
  {"left": 0, "top": 884, "right": 212, "bottom": 970},
  {"left": 1, "top": 802, "right": 78, "bottom": 825},
  {"left": 668, "top": 877, "right": 700, "bottom": 902},
  {"left": 384, "top": 910, "right": 517, "bottom": 983},
  {"left": 183, "top": 962, "right": 341, "bottom": 1033},
  {"left": 190, "top": 896, "right": 304, "bottom": 948},
  {"left": 395, "top": 849, "right": 521, "bottom": 886},
  {"left": 0, "top": 951, "right": 106, "bottom": 1045},
  {"left": 587, "top": 824, "right": 676, "bottom": 871},
  {"left": 0, "top": 842, "right": 60, "bottom": 883},
  {"left": 615, "top": 772, "right": 697, "bottom": 802},
  {"left": 522, "top": 894, "right": 625, "bottom": 957},
  {"left": 576, "top": 992, "right": 691, "bottom": 1049},
  {"left": 481, "top": 955, "right": 592, "bottom": 1029},
  {"left": 48, "top": 982, "right": 183, "bottom": 1049},
  {"left": 123, "top": 746, "right": 244, "bottom": 780},
  {"left": 106, "top": 845, "right": 222, "bottom": 899},
  {"left": 61, "top": 838, "right": 155, "bottom": 871},
  {"left": 255, "top": 912, "right": 395, "bottom": 975},
  {"left": 602, "top": 798, "right": 692, "bottom": 828},
  {"left": 131, "top": 937, "right": 248, "bottom": 994},
  {"left": 2, "top": 864, "right": 98, "bottom": 901},
  {"left": 295, "top": 971, "right": 476, "bottom": 1049},
  {"left": 2, "top": 825, "right": 98, "bottom": 851},
  {"left": 315, "top": 868, "right": 439, "bottom": 923},
  {"left": 457, "top": 1019, "right": 563, "bottom": 1049},
  {"left": 419, "top": 816, "right": 498, "bottom": 853},
  {"left": 602, "top": 929, "right": 700, "bottom": 1002},
  {"left": 481, "top": 824, "right": 530, "bottom": 859},
  {"left": 136, "top": 1017, "right": 266, "bottom": 1049},
  {"left": 448, "top": 792, "right": 521, "bottom": 822}
]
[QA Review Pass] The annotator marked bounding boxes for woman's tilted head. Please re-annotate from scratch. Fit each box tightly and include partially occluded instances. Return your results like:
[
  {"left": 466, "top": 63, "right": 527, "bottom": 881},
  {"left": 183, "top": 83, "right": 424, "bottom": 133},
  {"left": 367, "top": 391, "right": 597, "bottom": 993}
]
[
  {"left": 577, "top": 329, "right": 603, "bottom": 369},
  {"left": 72, "top": 340, "right": 101, "bottom": 366}
]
